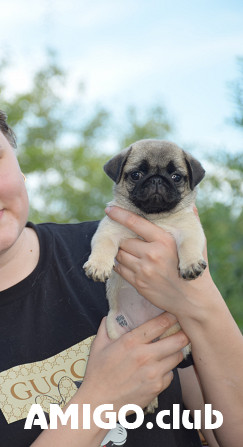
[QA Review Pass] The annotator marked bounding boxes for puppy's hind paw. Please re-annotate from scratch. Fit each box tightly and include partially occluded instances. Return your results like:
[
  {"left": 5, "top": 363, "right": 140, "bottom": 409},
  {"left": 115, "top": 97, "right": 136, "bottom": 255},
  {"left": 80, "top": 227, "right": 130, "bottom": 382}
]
[
  {"left": 144, "top": 397, "right": 158, "bottom": 414},
  {"left": 179, "top": 259, "right": 207, "bottom": 280},
  {"left": 83, "top": 257, "right": 114, "bottom": 282}
]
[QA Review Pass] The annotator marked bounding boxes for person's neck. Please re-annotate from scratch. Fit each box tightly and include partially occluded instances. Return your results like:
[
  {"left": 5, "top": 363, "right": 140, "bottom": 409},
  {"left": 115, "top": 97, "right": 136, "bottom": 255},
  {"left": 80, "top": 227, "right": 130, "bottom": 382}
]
[{"left": 0, "top": 227, "right": 40, "bottom": 292}]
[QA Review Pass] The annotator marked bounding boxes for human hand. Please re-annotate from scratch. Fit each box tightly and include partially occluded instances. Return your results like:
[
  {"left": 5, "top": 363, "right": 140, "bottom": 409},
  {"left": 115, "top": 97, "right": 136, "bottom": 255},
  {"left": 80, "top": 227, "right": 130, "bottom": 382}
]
[
  {"left": 105, "top": 206, "right": 215, "bottom": 321},
  {"left": 81, "top": 313, "right": 189, "bottom": 413}
]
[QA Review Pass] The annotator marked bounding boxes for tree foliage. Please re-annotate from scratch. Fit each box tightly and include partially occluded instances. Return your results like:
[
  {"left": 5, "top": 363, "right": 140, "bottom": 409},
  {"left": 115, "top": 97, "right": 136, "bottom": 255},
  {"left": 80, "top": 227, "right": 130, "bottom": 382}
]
[
  {"left": 0, "top": 53, "right": 172, "bottom": 223},
  {"left": 0, "top": 53, "right": 242, "bottom": 329}
]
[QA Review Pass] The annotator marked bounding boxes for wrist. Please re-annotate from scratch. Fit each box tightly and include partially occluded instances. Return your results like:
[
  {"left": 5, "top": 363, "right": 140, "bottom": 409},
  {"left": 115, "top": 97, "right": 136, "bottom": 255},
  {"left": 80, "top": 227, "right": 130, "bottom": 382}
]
[
  {"left": 79, "top": 379, "right": 122, "bottom": 417},
  {"left": 177, "top": 274, "right": 224, "bottom": 326},
  {"left": 66, "top": 384, "right": 111, "bottom": 437}
]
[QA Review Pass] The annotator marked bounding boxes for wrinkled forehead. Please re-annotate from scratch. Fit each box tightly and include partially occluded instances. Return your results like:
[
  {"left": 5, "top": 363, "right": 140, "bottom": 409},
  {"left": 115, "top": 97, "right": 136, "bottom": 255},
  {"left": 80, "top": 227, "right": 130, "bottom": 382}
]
[{"left": 126, "top": 140, "right": 187, "bottom": 173}]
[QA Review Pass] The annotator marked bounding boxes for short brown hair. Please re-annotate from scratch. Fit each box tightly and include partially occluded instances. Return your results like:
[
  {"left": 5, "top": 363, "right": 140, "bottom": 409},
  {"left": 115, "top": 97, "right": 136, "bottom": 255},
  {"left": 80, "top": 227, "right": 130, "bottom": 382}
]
[{"left": 0, "top": 110, "right": 17, "bottom": 148}]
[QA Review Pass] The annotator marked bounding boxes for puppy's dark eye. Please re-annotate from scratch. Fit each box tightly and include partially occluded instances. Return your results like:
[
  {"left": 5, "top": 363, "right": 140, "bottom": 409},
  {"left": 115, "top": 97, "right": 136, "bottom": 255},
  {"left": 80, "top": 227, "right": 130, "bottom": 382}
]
[
  {"left": 130, "top": 171, "right": 142, "bottom": 181},
  {"left": 171, "top": 173, "right": 182, "bottom": 182}
]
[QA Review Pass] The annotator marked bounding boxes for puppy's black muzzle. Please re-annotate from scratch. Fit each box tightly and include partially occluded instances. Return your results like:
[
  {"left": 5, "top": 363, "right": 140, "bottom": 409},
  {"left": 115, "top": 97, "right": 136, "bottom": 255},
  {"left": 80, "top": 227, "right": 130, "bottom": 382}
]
[{"left": 130, "top": 175, "right": 181, "bottom": 213}]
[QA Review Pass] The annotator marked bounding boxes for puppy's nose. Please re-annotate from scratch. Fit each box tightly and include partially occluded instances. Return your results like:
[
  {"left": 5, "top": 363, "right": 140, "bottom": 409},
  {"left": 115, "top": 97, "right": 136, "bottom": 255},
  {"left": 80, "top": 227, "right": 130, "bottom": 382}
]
[
  {"left": 150, "top": 175, "right": 164, "bottom": 193},
  {"left": 151, "top": 176, "right": 162, "bottom": 185}
]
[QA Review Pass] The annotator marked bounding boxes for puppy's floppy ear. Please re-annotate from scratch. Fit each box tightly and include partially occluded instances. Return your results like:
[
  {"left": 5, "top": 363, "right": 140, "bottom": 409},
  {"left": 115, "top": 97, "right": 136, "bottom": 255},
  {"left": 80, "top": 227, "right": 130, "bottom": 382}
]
[
  {"left": 104, "top": 146, "right": 132, "bottom": 183},
  {"left": 184, "top": 151, "right": 205, "bottom": 189}
]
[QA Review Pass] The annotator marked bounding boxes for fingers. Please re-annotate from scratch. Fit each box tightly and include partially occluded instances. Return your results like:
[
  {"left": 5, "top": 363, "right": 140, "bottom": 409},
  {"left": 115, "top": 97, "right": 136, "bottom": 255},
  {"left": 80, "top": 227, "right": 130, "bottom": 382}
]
[
  {"left": 105, "top": 206, "right": 168, "bottom": 243},
  {"left": 155, "top": 330, "right": 190, "bottom": 361},
  {"left": 128, "top": 312, "right": 178, "bottom": 344},
  {"left": 160, "top": 351, "right": 184, "bottom": 373},
  {"left": 114, "top": 262, "right": 136, "bottom": 289},
  {"left": 118, "top": 237, "right": 147, "bottom": 258},
  {"left": 95, "top": 314, "right": 183, "bottom": 353},
  {"left": 115, "top": 248, "right": 138, "bottom": 275}
]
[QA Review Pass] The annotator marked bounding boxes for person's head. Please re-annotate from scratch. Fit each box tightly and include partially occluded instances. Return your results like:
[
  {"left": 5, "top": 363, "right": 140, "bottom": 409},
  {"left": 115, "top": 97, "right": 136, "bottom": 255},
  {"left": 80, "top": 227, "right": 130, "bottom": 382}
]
[{"left": 0, "top": 111, "right": 29, "bottom": 255}]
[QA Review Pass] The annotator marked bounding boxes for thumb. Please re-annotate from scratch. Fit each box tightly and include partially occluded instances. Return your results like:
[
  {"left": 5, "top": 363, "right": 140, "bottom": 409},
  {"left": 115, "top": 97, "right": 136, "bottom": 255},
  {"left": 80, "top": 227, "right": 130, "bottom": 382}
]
[{"left": 91, "top": 317, "right": 112, "bottom": 352}]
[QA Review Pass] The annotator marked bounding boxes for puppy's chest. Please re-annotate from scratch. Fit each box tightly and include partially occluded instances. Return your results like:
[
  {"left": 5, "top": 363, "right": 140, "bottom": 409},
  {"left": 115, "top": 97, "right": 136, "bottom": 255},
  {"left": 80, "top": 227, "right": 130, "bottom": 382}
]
[{"left": 150, "top": 215, "right": 186, "bottom": 242}]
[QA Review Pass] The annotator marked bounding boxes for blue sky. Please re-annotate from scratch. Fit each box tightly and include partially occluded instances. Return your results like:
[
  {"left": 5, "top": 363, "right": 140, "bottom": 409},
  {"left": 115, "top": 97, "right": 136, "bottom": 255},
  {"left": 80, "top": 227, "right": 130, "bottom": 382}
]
[{"left": 0, "top": 0, "right": 243, "bottom": 154}]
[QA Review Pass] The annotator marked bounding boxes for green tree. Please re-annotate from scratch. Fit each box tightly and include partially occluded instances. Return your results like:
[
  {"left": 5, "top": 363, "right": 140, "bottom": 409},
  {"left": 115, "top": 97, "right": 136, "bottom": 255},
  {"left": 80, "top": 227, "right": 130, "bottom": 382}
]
[
  {"left": 196, "top": 59, "right": 243, "bottom": 330},
  {"left": 0, "top": 52, "right": 172, "bottom": 223},
  {"left": 0, "top": 53, "right": 110, "bottom": 222},
  {"left": 199, "top": 201, "right": 243, "bottom": 330}
]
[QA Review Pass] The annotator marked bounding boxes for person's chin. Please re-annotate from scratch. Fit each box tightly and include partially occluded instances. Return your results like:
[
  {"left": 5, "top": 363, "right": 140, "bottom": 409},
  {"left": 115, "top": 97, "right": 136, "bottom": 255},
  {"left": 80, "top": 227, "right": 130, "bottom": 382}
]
[{"left": 0, "top": 220, "right": 23, "bottom": 253}]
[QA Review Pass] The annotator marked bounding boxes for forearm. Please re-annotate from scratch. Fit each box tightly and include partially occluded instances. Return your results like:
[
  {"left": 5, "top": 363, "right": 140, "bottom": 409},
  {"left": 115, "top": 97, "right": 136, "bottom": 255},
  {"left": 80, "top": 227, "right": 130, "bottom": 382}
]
[
  {"left": 179, "top": 282, "right": 243, "bottom": 447},
  {"left": 31, "top": 386, "right": 109, "bottom": 447}
]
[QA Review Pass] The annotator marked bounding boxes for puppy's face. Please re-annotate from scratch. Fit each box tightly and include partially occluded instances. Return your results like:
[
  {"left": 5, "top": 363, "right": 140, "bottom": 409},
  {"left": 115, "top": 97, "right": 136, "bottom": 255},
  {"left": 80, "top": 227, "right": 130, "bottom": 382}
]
[{"left": 104, "top": 139, "right": 205, "bottom": 215}]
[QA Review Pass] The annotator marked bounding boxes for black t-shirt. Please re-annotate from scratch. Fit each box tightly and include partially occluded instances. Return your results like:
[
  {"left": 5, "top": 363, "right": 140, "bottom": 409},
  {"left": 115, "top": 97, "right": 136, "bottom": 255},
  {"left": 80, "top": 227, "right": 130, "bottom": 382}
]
[{"left": 0, "top": 221, "right": 202, "bottom": 447}]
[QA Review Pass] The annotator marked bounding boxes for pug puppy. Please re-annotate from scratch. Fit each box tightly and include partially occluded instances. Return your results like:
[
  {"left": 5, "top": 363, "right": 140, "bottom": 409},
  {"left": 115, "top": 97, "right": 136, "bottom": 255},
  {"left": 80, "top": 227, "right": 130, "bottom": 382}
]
[{"left": 83, "top": 139, "right": 206, "bottom": 412}]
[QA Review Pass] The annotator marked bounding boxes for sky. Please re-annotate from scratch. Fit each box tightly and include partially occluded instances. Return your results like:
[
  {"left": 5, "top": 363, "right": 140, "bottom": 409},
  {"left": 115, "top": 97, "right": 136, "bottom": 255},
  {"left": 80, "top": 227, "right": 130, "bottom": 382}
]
[{"left": 0, "top": 0, "right": 243, "bottom": 155}]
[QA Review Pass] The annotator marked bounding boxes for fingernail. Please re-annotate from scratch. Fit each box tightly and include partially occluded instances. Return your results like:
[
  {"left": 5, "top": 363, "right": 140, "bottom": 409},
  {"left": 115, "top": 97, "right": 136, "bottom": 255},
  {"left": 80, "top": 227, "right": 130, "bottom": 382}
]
[
  {"left": 164, "top": 312, "right": 178, "bottom": 322},
  {"left": 105, "top": 206, "right": 112, "bottom": 214},
  {"left": 113, "top": 260, "right": 119, "bottom": 271}
]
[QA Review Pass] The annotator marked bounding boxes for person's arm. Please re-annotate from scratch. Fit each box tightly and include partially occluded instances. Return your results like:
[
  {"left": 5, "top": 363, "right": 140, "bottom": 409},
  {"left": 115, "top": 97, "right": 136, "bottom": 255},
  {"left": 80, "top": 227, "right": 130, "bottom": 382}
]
[
  {"left": 31, "top": 314, "right": 189, "bottom": 447},
  {"left": 178, "top": 281, "right": 243, "bottom": 447},
  {"left": 105, "top": 206, "right": 243, "bottom": 447},
  {"left": 178, "top": 365, "right": 220, "bottom": 447}
]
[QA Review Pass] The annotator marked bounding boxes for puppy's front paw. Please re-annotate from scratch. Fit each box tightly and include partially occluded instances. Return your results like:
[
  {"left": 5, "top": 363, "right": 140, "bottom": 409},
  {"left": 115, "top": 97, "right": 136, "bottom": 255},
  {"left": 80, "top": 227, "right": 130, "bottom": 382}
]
[
  {"left": 179, "top": 259, "right": 207, "bottom": 280},
  {"left": 83, "top": 256, "right": 114, "bottom": 282}
]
